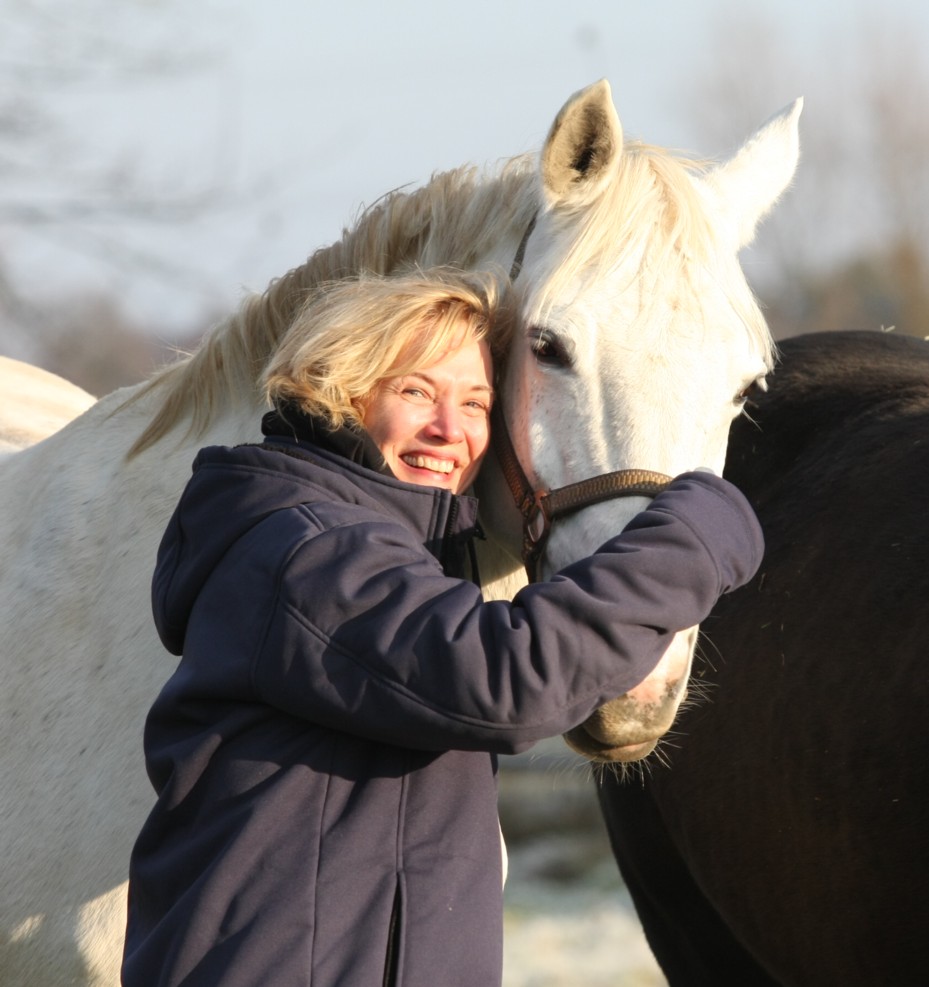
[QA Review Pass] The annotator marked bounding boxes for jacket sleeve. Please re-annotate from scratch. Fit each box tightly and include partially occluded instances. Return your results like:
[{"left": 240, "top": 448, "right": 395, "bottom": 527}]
[{"left": 252, "top": 471, "right": 762, "bottom": 753}]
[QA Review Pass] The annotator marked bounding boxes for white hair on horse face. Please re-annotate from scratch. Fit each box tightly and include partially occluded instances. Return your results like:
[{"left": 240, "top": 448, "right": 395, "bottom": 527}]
[{"left": 525, "top": 140, "right": 774, "bottom": 373}]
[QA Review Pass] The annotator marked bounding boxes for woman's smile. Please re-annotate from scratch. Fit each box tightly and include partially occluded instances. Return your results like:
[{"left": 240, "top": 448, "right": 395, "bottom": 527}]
[
  {"left": 400, "top": 453, "right": 457, "bottom": 475},
  {"left": 361, "top": 329, "right": 494, "bottom": 494}
]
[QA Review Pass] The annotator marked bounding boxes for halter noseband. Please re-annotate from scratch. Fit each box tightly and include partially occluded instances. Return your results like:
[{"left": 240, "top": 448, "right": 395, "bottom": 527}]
[{"left": 497, "top": 214, "right": 673, "bottom": 582}]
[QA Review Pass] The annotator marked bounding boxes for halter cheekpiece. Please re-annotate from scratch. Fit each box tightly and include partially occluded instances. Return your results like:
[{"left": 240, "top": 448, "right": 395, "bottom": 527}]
[{"left": 496, "top": 214, "right": 673, "bottom": 581}]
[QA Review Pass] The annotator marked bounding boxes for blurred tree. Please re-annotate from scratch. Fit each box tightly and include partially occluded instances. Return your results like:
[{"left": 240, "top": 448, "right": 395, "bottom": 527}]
[
  {"left": 864, "top": 26, "right": 929, "bottom": 334},
  {"left": 37, "top": 295, "right": 160, "bottom": 396},
  {"left": 689, "top": 10, "right": 929, "bottom": 339},
  {"left": 0, "top": 0, "right": 225, "bottom": 364},
  {"left": 34, "top": 293, "right": 206, "bottom": 395}
]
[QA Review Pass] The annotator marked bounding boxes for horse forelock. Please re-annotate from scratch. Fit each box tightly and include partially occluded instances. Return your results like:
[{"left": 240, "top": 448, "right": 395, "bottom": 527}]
[
  {"left": 124, "top": 157, "right": 539, "bottom": 457},
  {"left": 530, "top": 139, "right": 773, "bottom": 367}
]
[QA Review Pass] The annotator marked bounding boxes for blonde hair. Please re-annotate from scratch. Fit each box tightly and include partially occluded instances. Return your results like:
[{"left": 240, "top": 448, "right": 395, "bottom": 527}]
[{"left": 261, "top": 267, "right": 513, "bottom": 429}]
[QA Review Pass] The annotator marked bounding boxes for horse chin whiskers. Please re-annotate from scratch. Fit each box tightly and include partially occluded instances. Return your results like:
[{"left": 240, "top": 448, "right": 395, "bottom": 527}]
[
  {"left": 587, "top": 728, "right": 682, "bottom": 786},
  {"left": 560, "top": 755, "right": 605, "bottom": 786},
  {"left": 515, "top": 743, "right": 601, "bottom": 784},
  {"left": 678, "top": 642, "right": 720, "bottom": 713},
  {"left": 676, "top": 676, "right": 714, "bottom": 712},
  {"left": 592, "top": 756, "right": 648, "bottom": 787},
  {"left": 549, "top": 750, "right": 601, "bottom": 784},
  {"left": 648, "top": 731, "right": 683, "bottom": 771},
  {"left": 695, "top": 630, "right": 722, "bottom": 672}
]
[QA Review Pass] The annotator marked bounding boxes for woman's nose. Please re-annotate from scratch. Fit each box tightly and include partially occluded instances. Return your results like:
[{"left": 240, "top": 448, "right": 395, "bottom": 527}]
[{"left": 426, "top": 400, "right": 465, "bottom": 442}]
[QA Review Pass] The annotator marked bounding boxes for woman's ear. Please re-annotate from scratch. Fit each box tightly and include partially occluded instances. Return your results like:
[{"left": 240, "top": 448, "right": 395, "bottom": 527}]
[{"left": 351, "top": 396, "right": 369, "bottom": 428}]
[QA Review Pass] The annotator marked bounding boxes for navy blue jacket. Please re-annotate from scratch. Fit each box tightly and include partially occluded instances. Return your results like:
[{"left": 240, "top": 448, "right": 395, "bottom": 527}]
[{"left": 122, "top": 430, "right": 763, "bottom": 987}]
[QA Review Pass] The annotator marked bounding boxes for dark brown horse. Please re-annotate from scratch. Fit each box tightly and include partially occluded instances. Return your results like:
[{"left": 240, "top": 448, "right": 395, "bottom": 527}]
[{"left": 597, "top": 330, "right": 929, "bottom": 986}]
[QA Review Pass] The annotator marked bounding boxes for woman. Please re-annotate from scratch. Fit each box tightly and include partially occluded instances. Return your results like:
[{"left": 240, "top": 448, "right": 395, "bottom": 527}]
[{"left": 122, "top": 268, "right": 763, "bottom": 987}]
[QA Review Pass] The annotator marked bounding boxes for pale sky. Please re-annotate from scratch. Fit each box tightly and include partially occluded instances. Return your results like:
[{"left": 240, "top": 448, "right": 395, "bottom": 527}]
[{"left": 3, "top": 0, "right": 929, "bottom": 345}]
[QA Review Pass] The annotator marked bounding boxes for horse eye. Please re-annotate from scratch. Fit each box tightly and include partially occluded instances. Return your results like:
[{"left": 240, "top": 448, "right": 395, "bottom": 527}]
[
  {"left": 529, "top": 328, "right": 572, "bottom": 369},
  {"left": 736, "top": 375, "right": 768, "bottom": 407}
]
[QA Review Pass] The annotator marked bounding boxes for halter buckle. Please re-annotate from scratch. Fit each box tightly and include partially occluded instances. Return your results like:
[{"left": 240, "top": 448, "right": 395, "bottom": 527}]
[{"left": 526, "top": 494, "right": 550, "bottom": 545}]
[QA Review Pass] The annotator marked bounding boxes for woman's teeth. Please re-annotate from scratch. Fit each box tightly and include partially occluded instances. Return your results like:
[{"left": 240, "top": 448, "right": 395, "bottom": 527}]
[{"left": 402, "top": 454, "right": 454, "bottom": 474}]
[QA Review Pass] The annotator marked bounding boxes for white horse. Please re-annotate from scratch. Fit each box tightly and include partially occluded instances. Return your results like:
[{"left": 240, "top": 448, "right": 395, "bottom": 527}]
[
  {"left": 0, "top": 80, "right": 800, "bottom": 986},
  {"left": 0, "top": 357, "right": 95, "bottom": 454}
]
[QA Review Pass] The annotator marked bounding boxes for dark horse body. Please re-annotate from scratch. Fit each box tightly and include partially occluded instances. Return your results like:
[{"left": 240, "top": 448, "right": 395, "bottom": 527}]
[{"left": 598, "top": 330, "right": 929, "bottom": 986}]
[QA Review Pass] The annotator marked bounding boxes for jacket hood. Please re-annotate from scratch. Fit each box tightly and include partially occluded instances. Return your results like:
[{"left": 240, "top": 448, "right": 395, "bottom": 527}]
[{"left": 152, "top": 441, "right": 479, "bottom": 656}]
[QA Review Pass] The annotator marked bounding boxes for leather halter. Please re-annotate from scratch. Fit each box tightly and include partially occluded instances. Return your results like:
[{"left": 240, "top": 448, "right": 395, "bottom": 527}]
[{"left": 497, "top": 214, "right": 674, "bottom": 581}]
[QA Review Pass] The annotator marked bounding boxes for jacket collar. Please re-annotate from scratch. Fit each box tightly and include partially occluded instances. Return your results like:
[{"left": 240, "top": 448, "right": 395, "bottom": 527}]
[
  {"left": 258, "top": 404, "right": 482, "bottom": 580},
  {"left": 261, "top": 402, "right": 391, "bottom": 476}
]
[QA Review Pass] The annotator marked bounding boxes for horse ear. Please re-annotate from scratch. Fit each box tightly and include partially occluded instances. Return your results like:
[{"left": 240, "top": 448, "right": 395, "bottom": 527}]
[
  {"left": 541, "top": 79, "right": 623, "bottom": 206},
  {"left": 702, "top": 97, "right": 803, "bottom": 249}
]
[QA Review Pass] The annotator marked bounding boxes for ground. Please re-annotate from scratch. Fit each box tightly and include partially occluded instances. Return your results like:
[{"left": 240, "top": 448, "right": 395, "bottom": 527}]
[{"left": 499, "top": 739, "right": 667, "bottom": 986}]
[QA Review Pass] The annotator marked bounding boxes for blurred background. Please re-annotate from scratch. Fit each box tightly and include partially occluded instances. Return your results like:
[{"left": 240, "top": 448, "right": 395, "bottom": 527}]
[
  {"left": 3, "top": 0, "right": 928, "bottom": 396},
  {"left": 3, "top": 1, "right": 926, "bottom": 982}
]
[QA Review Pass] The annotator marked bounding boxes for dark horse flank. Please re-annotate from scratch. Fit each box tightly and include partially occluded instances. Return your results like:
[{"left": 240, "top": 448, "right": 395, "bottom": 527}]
[{"left": 598, "top": 330, "right": 929, "bottom": 987}]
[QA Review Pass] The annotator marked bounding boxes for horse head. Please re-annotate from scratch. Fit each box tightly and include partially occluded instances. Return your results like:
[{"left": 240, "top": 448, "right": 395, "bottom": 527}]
[{"left": 476, "top": 80, "right": 802, "bottom": 763}]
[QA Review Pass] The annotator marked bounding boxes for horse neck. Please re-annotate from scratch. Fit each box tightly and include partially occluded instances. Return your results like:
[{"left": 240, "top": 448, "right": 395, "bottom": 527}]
[{"left": 475, "top": 537, "right": 528, "bottom": 601}]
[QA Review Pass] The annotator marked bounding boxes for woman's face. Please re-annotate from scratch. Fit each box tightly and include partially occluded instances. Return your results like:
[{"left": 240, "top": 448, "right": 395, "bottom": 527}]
[{"left": 361, "top": 333, "right": 494, "bottom": 494}]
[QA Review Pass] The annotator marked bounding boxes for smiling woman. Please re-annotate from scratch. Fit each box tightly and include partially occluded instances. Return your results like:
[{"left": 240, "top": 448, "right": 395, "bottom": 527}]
[
  {"left": 261, "top": 269, "right": 509, "bottom": 494},
  {"left": 360, "top": 338, "right": 494, "bottom": 493},
  {"left": 119, "top": 265, "right": 765, "bottom": 987}
]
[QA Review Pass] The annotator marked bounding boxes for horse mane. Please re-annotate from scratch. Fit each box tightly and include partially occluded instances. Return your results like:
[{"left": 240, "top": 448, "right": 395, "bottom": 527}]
[{"left": 125, "top": 155, "right": 539, "bottom": 456}]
